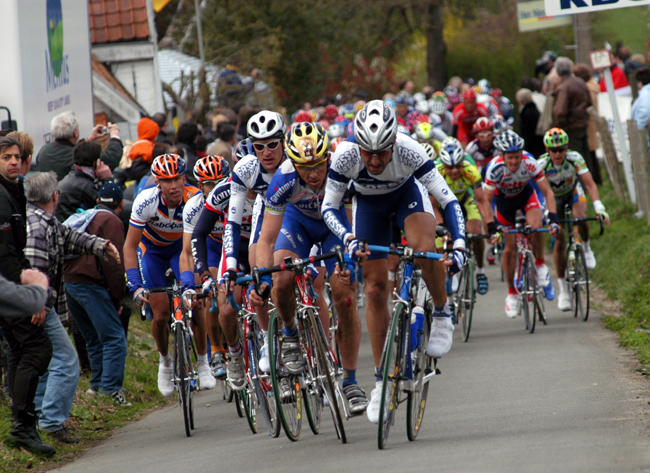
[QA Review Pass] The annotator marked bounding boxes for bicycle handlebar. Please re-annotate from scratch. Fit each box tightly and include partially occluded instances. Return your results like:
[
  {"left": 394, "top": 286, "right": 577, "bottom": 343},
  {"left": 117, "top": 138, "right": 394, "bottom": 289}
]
[
  {"left": 559, "top": 215, "right": 605, "bottom": 236},
  {"left": 506, "top": 227, "right": 549, "bottom": 235},
  {"left": 360, "top": 242, "right": 444, "bottom": 261}
]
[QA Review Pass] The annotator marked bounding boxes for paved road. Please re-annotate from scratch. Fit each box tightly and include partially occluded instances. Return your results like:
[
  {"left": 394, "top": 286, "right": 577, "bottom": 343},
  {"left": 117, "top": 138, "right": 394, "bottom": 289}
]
[{"left": 53, "top": 264, "right": 650, "bottom": 473}]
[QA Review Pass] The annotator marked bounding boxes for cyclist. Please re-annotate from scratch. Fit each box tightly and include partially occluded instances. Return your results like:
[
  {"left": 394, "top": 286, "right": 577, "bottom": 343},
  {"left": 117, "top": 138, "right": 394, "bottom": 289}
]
[
  {"left": 124, "top": 154, "right": 207, "bottom": 396},
  {"left": 465, "top": 117, "right": 499, "bottom": 177},
  {"left": 452, "top": 88, "right": 489, "bottom": 148},
  {"left": 430, "top": 91, "right": 454, "bottom": 136},
  {"left": 253, "top": 122, "right": 369, "bottom": 414},
  {"left": 434, "top": 138, "right": 496, "bottom": 295},
  {"left": 179, "top": 155, "right": 230, "bottom": 380},
  {"left": 413, "top": 122, "right": 447, "bottom": 148},
  {"left": 395, "top": 92, "right": 413, "bottom": 122},
  {"left": 537, "top": 128, "right": 610, "bottom": 310},
  {"left": 217, "top": 111, "right": 287, "bottom": 390},
  {"left": 321, "top": 100, "right": 466, "bottom": 424},
  {"left": 483, "top": 130, "right": 560, "bottom": 318}
]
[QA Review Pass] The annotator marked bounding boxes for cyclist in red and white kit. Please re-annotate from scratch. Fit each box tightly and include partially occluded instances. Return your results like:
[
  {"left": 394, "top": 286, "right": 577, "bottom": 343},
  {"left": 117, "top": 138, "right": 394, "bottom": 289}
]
[{"left": 452, "top": 89, "right": 489, "bottom": 148}]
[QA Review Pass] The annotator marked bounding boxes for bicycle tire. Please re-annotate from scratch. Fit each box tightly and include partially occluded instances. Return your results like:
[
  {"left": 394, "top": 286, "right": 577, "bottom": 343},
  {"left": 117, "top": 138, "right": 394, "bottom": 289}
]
[
  {"left": 300, "top": 314, "right": 322, "bottom": 436},
  {"left": 249, "top": 321, "right": 281, "bottom": 437},
  {"left": 222, "top": 378, "right": 234, "bottom": 402},
  {"left": 308, "top": 308, "right": 346, "bottom": 444},
  {"left": 378, "top": 303, "right": 405, "bottom": 450},
  {"left": 268, "top": 310, "right": 302, "bottom": 441},
  {"left": 234, "top": 388, "right": 245, "bottom": 418},
  {"left": 174, "top": 324, "right": 191, "bottom": 437},
  {"left": 239, "top": 388, "right": 257, "bottom": 434},
  {"left": 187, "top": 333, "right": 198, "bottom": 430},
  {"left": 523, "top": 254, "right": 536, "bottom": 334},
  {"left": 407, "top": 304, "right": 433, "bottom": 441},
  {"left": 459, "top": 261, "right": 475, "bottom": 342},
  {"left": 574, "top": 245, "right": 590, "bottom": 321}
]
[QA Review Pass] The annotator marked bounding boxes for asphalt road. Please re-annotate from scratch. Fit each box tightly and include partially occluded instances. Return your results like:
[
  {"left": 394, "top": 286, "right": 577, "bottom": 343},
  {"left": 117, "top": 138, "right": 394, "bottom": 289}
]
[{"left": 53, "top": 263, "right": 650, "bottom": 473}]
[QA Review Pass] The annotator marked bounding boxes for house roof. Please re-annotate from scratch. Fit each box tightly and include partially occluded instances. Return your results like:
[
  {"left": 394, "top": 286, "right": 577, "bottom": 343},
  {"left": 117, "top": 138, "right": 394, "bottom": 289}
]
[
  {"left": 89, "top": 0, "right": 150, "bottom": 44},
  {"left": 157, "top": 49, "right": 222, "bottom": 107}
]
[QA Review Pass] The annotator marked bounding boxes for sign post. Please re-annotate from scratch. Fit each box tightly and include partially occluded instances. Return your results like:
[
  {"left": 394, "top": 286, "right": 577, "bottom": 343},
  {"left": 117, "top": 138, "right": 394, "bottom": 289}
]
[{"left": 590, "top": 49, "right": 636, "bottom": 204}]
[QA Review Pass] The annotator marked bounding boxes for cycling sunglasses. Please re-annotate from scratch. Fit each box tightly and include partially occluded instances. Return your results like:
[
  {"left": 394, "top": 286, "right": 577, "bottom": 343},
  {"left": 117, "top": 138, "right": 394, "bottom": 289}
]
[
  {"left": 252, "top": 139, "right": 282, "bottom": 152},
  {"left": 549, "top": 146, "right": 567, "bottom": 153},
  {"left": 294, "top": 157, "right": 328, "bottom": 169}
]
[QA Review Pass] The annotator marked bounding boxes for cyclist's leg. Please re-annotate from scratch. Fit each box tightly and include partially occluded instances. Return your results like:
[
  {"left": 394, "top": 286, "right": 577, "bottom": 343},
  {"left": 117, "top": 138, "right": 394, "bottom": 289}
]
[
  {"left": 522, "top": 183, "right": 552, "bottom": 290},
  {"left": 494, "top": 193, "right": 520, "bottom": 317},
  {"left": 387, "top": 216, "right": 401, "bottom": 297}
]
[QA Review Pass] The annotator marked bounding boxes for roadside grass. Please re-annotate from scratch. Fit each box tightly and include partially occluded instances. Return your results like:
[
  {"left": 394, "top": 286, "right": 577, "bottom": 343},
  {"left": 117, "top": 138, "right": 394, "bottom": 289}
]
[
  {"left": 588, "top": 179, "right": 650, "bottom": 370},
  {"left": 0, "top": 316, "right": 172, "bottom": 472}
]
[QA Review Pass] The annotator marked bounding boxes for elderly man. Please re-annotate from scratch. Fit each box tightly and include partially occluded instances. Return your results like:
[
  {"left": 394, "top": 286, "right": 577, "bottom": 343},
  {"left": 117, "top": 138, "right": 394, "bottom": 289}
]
[
  {"left": 0, "top": 136, "right": 56, "bottom": 456},
  {"left": 35, "top": 111, "right": 123, "bottom": 181},
  {"left": 24, "top": 172, "right": 120, "bottom": 444},
  {"left": 552, "top": 57, "right": 593, "bottom": 176}
]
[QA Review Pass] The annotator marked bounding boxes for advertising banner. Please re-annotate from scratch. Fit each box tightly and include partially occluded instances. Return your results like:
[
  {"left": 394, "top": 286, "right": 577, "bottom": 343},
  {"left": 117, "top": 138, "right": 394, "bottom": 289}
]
[
  {"left": 545, "top": 0, "right": 650, "bottom": 16},
  {"left": 517, "top": 0, "right": 572, "bottom": 32}
]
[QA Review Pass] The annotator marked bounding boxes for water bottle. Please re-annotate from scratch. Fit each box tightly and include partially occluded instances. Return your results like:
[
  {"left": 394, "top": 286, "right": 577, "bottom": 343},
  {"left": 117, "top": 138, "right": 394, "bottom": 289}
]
[{"left": 410, "top": 305, "right": 425, "bottom": 350}]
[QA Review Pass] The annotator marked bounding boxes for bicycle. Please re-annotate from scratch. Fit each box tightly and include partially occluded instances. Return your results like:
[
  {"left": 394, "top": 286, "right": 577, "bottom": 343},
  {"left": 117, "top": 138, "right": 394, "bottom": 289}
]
[
  {"left": 360, "top": 242, "right": 442, "bottom": 450},
  {"left": 453, "top": 234, "right": 491, "bottom": 342},
  {"left": 508, "top": 218, "right": 549, "bottom": 334},
  {"left": 223, "top": 279, "right": 280, "bottom": 437},
  {"left": 141, "top": 280, "right": 206, "bottom": 437},
  {"left": 558, "top": 204, "right": 604, "bottom": 321},
  {"left": 227, "top": 247, "right": 349, "bottom": 443}
]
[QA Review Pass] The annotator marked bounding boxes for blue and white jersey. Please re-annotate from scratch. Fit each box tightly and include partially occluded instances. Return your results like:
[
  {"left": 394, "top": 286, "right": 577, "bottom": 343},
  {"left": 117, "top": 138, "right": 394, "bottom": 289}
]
[
  {"left": 484, "top": 151, "right": 545, "bottom": 198},
  {"left": 224, "top": 153, "right": 282, "bottom": 270},
  {"left": 183, "top": 192, "right": 225, "bottom": 242},
  {"left": 265, "top": 160, "right": 325, "bottom": 220}
]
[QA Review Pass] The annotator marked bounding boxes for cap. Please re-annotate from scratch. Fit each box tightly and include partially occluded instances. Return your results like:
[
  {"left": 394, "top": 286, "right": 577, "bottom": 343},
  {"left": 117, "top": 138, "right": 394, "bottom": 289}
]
[{"left": 98, "top": 182, "right": 124, "bottom": 204}]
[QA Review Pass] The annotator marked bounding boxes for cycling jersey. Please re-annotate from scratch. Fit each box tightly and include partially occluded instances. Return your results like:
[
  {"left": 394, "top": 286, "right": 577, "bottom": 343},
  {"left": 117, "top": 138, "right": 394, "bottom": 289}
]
[
  {"left": 322, "top": 132, "right": 465, "bottom": 250},
  {"left": 452, "top": 102, "right": 489, "bottom": 144},
  {"left": 183, "top": 192, "right": 223, "bottom": 242},
  {"left": 224, "top": 153, "right": 283, "bottom": 271},
  {"left": 484, "top": 151, "right": 545, "bottom": 198},
  {"left": 130, "top": 185, "right": 200, "bottom": 247},
  {"left": 435, "top": 160, "right": 482, "bottom": 202},
  {"left": 465, "top": 138, "right": 499, "bottom": 174},
  {"left": 265, "top": 159, "right": 326, "bottom": 220},
  {"left": 536, "top": 150, "right": 589, "bottom": 197}
]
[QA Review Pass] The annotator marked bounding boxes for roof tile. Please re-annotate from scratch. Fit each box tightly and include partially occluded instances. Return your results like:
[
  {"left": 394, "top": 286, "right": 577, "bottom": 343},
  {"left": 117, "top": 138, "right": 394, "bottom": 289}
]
[{"left": 89, "top": 0, "right": 150, "bottom": 45}]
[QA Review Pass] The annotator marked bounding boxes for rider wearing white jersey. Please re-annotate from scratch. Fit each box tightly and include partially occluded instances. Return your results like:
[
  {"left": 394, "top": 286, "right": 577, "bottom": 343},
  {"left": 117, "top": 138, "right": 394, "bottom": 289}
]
[{"left": 321, "top": 100, "right": 466, "bottom": 424}]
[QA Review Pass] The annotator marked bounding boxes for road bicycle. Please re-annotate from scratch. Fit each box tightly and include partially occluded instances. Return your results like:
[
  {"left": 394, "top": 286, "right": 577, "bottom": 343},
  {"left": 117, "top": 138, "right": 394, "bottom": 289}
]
[
  {"left": 227, "top": 247, "right": 348, "bottom": 443},
  {"left": 360, "top": 242, "right": 442, "bottom": 450},
  {"left": 142, "top": 281, "right": 206, "bottom": 437},
  {"left": 508, "top": 218, "right": 549, "bottom": 334},
  {"left": 558, "top": 204, "right": 605, "bottom": 321},
  {"left": 453, "top": 233, "right": 491, "bottom": 342}
]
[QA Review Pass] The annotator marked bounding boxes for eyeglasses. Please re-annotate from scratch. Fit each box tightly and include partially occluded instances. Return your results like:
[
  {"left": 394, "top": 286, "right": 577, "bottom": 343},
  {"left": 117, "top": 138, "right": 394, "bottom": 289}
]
[
  {"left": 252, "top": 139, "right": 282, "bottom": 153},
  {"left": 549, "top": 146, "right": 567, "bottom": 153},
  {"left": 443, "top": 164, "right": 464, "bottom": 171},
  {"left": 359, "top": 147, "right": 392, "bottom": 159},
  {"left": 477, "top": 132, "right": 493, "bottom": 137},
  {"left": 294, "top": 157, "right": 328, "bottom": 169}
]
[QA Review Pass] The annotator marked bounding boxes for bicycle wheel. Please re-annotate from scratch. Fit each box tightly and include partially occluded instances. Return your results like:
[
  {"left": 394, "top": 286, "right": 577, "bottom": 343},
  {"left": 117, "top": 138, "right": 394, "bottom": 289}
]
[
  {"left": 268, "top": 310, "right": 302, "bottom": 441},
  {"left": 378, "top": 303, "right": 405, "bottom": 450},
  {"left": 187, "top": 333, "right": 198, "bottom": 430},
  {"left": 238, "top": 388, "right": 257, "bottom": 434},
  {"left": 574, "top": 245, "right": 590, "bottom": 321},
  {"left": 300, "top": 314, "right": 322, "bottom": 436},
  {"left": 308, "top": 309, "right": 346, "bottom": 444},
  {"left": 523, "top": 254, "right": 536, "bottom": 334},
  {"left": 174, "top": 324, "right": 191, "bottom": 437},
  {"left": 222, "top": 378, "right": 234, "bottom": 402},
  {"left": 407, "top": 304, "right": 433, "bottom": 441},
  {"left": 249, "top": 322, "right": 281, "bottom": 437},
  {"left": 458, "top": 262, "right": 475, "bottom": 342}
]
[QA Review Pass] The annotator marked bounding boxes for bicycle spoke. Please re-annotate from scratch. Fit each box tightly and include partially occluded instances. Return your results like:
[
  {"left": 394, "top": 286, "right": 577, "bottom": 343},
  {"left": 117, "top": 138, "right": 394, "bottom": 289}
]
[
  {"left": 407, "top": 305, "right": 433, "bottom": 440},
  {"left": 378, "top": 304, "right": 404, "bottom": 450}
]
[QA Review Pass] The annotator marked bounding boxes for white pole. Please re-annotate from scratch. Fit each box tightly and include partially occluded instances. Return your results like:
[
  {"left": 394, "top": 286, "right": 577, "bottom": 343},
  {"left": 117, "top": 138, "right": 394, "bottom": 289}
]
[
  {"left": 194, "top": 0, "right": 204, "bottom": 64},
  {"left": 604, "top": 67, "right": 637, "bottom": 204}
]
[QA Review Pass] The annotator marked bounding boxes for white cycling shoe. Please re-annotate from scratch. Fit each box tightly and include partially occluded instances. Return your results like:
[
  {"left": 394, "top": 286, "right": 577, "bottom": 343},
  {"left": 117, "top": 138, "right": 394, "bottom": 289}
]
[
  {"left": 158, "top": 362, "right": 174, "bottom": 397},
  {"left": 426, "top": 316, "right": 454, "bottom": 358},
  {"left": 366, "top": 381, "right": 384, "bottom": 424},
  {"left": 536, "top": 264, "right": 551, "bottom": 288},
  {"left": 259, "top": 341, "right": 270, "bottom": 373},
  {"left": 584, "top": 248, "right": 597, "bottom": 270},
  {"left": 505, "top": 294, "right": 519, "bottom": 318},
  {"left": 198, "top": 362, "right": 216, "bottom": 390},
  {"left": 558, "top": 291, "right": 572, "bottom": 311}
]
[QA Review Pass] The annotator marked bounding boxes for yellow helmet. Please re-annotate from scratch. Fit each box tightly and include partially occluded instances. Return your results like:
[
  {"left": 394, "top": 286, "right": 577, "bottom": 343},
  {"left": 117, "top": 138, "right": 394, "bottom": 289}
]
[{"left": 284, "top": 122, "right": 329, "bottom": 165}]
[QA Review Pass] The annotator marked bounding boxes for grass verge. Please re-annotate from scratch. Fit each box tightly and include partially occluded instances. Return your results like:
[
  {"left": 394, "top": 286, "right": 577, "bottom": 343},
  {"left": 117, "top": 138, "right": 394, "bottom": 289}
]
[
  {"left": 0, "top": 315, "right": 172, "bottom": 472},
  {"left": 589, "top": 178, "right": 650, "bottom": 370}
]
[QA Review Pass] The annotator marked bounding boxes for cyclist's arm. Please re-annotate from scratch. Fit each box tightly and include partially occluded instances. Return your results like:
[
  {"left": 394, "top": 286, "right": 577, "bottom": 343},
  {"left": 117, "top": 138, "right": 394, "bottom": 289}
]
[
  {"left": 192, "top": 205, "right": 221, "bottom": 279},
  {"left": 224, "top": 183, "right": 248, "bottom": 271},
  {"left": 322, "top": 173, "right": 352, "bottom": 244},
  {"left": 473, "top": 186, "right": 495, "bottom": 224},
  {"left": 536, "top": 177, "right": 557, "bottom": 214},
  {"left": 179, "top": 232, "right": 194, "bottom": 280},
  {"left": 256, "top": 210, "right": 284, "bottom": 276},
  {"left": 578, "top": 170, "right": 602, "bottom": 207},
  {"left": 124, "top": 225, "right": 144, "bottom": 291},
  {"left": 428, "top": 193, "right": 445, "bottom": 225}
]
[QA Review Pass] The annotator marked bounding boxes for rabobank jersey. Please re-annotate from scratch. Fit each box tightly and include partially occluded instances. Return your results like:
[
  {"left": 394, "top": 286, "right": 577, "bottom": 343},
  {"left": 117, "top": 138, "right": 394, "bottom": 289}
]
[
  {"left": 484, "top": 151, "right": 545, "bottom": 198},
  {"left": 183, "top": 193, "right": 224, "bottom": 242},
  {"left": 130, "top": 185, "right": 200, "bottom": 246},
  {"left": 265, "top": 159, "right": 326, "bottom": 220},
  {"left": 537, "top": 150, "right": 589, "bottom": 197}
]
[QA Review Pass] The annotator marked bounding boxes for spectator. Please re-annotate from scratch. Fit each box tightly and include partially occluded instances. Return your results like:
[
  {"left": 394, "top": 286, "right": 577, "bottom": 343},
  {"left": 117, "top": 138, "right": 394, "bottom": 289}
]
[
  {"left": 175, "top": 122, "right": 200, "bottom": 186},
  {"left": 0, "top": 270, "right": 49, "bottom": 318},
  {"left": 151, "top": 112, "right": 172, "bottom": 145},
  {"left": 54, "top": 141, "right": 114, "bottom": 222},
  {"left": 125, "top": 117, "right": 159, "bottom": 185},
  {"left": 599, "top": 51, "right": 631, "bottom": 96},
  {"left": 236, "top": 106, "right": 257, "bottom": 140},
  {"left": 552, "top": 57, "right": 593, "bottom": 172},
  {"left": 217, "top": 58, "right": 246, "bottom": 108},
  {"left": 535, "top": 51, "right": 557, "bottom": 78},
  {"left": 0, "top": 136, "right": 55, "bottom": 456},
  {"left": 35, "top": 111, "right": 123, "bottom": 181},
  {"left": 631, "top": 67, "right": 650, "bottom": 132},
  {"left": 64, "top": 183, "right": 129, "bottom": 406},
  {"left": 206, "top": 122, "right": 236, "bottom": 169},
  {"left": 24, "top": 172, "right": 121, "bottom": 444},
  {"left": 7, "top": 131, "right": 34, "bottom": 178},
  {"left": 205, "top": 107, "right": 237, "bottom": 143},
  {"left": 625, "top": 53, "right": 647, "bottom": 78},
  {"left": 516, "top": 88, "right": 545, "bottom": 159},
  {"left": 573, "top": 63, "right": 603, "bottom": 185}
]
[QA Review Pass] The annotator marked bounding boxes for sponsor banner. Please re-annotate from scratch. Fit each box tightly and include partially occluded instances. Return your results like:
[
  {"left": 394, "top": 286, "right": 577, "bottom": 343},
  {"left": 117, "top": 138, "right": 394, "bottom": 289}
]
[
  {"left": 545, "top": 0, "right": 650, "bottom": 16},
  {"left": 517, "top": 0, "right": 572, "bottom": 32}
]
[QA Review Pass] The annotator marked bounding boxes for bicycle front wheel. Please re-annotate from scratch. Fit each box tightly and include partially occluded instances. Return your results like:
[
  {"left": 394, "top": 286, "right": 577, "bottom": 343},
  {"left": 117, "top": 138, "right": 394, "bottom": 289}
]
[
  {"left": 523, "top": 254, "right": 536, "bottom": 334},
  {"left": 268, "top": 310, "right": 302, "bottom": 441},
  {"left": 378, "top": 303, "right": 405, "bottom": 450},
  {"left": 300, "top": 313, "right": 322, "bottom": 436},
  {"left": 574, "top": 245, "right": 590, "bottom": 321},
  {"left": 458, "top": 262, "right": 475, "bottom": 342},
  {"left": 249, "top": 322, "right": 280, "bottom": 437},
  {"left": 174, "top": 324, "right": 192, "bottom": 437},
  {"left": 407, "top": 303, "right": 433, "bottom": 441}
]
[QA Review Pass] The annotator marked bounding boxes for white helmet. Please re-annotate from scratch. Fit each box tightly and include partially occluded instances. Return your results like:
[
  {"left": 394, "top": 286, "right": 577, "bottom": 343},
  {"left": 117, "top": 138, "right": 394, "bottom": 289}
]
[
  {"left": 415, "top": 100, "right": 430, "bottom": 115},
  {"left": 354, "top": 100, "right": 397, "bottom": 152},
  {"left": 247, "top": 111, "right": 286, "bottom": 140},
  {"left": 327, "top": 123, "right": 346, "bottom": 140},
  {"left": 439, "top": 137, "right": 465, "bottom": 166},
  {"left": 430, "top": 98, "right": 447, "bottom": 115}
]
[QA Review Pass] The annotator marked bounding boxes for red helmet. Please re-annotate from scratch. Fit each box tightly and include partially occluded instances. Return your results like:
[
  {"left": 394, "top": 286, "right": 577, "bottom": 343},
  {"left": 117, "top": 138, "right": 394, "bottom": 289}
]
[
  {"left": 490, "top": 88, "right": 503, "bottom": 99},
  {"left": 462, "top": 88, "right": 477, "bottom": 102},
  {"left": 151, "top": 154, "right": 186, "bottom": 179},
  {"left": 294, "top": 111, "right": 314, "bottom": 123},
  {"left": 472, "top": 117, "right": 494, "bottom": 134},
  {"left": 324, "top": 104, "right": 338, "bottom": 119}
]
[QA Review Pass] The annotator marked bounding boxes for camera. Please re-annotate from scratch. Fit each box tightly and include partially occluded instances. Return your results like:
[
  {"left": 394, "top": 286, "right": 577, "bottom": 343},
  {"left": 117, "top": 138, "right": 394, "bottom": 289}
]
[{"left": 102, "top": 126, "right": 109, "bottom": 135}]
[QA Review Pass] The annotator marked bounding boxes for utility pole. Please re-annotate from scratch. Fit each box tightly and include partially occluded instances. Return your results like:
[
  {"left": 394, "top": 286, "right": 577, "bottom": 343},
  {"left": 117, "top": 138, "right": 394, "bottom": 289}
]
[{"left": 575, "top": 13, "right": 593, "bottom": 65}]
